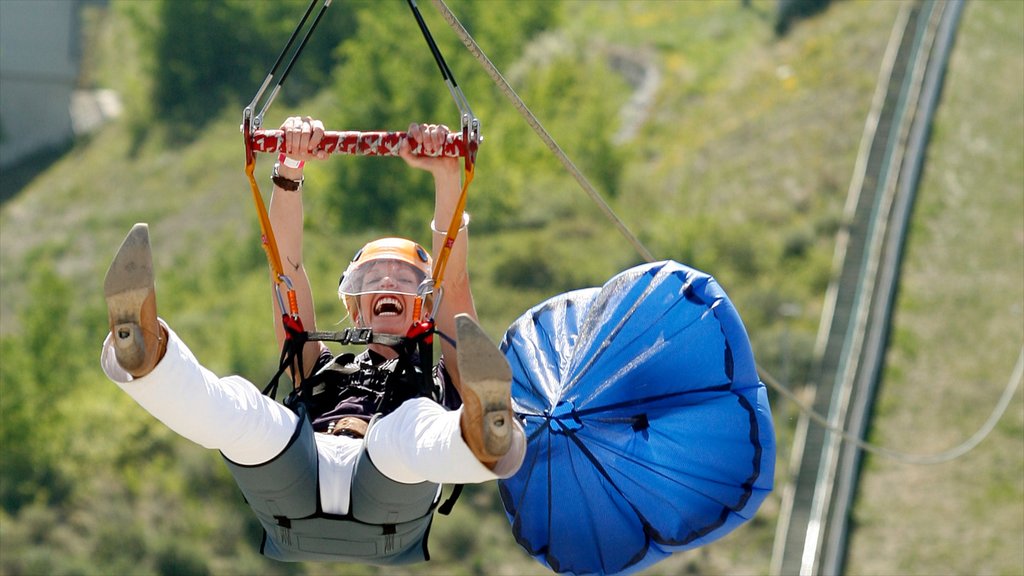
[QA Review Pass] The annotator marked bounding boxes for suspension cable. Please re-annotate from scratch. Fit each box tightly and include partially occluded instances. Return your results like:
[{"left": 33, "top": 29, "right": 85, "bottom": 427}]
[
  {"left": 407, "top": 0, "right": 475, "bottom": 127},
  {"left": 761, "top": 348, "right": 1023, "bottom": 464},
  {"left": 242, "top": 0, "right": 332, "bottom": 316},
  {"left": 405, "top": 0, "right": 481, "bottom": 322},
  {"left": 246, "top": 0, "right": 333, "bottom": 131},
  {"left": 245, "top": 0, "right": 318, "bottom": 128}
]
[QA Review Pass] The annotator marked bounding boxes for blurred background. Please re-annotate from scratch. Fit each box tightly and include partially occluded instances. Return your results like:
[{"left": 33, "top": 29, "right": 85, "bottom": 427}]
[{"left": 1, "top": 1, "right": 1020, "bottom": 574}]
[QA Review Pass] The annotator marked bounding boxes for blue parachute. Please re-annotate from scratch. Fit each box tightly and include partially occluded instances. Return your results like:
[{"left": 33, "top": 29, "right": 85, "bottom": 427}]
[{"left": 498, "top": 260, "right": 775, "bottom": 575}]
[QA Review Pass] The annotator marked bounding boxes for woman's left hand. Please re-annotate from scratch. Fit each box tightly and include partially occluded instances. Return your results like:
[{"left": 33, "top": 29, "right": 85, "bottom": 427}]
[{"left": 399, "top": 123, "right": 459, "bottom": 176}]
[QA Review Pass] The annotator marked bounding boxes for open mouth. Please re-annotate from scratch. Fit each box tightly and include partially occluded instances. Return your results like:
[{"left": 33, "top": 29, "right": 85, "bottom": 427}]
[{"left": 373, "top": 296, "right": 404, "bottom": 317}]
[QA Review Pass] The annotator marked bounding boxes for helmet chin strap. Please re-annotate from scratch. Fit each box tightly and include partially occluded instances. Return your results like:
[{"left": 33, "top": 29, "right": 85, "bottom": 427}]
[
  {"left": 357, "top": 310, "right": 408, "bottom": 350},
  {"left": 353, "top": 291, "right": 434, "bottom": 399}
]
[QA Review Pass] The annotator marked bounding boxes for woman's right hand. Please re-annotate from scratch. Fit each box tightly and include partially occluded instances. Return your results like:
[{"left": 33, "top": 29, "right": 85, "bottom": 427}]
[{"left": 278, "top": 116, "right": 329, "bottom": 179}]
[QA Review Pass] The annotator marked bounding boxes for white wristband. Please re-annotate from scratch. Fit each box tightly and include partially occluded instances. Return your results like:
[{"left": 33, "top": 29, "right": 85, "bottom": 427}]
[
  {"left": 278, "top": 152, "right": 304, "bottom": 169},
  {"left": 431, "top": 212, "right": 470, "bottom": 234}
]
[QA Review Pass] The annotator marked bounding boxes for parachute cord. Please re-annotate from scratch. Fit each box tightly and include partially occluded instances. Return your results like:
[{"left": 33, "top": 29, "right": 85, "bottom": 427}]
[
  {"left": 759, "top": 347, "right": 1024, "bottom": 465},
  {"left": 433, "top": 328, "right": 456, "bottom": 348},
  {"left": 430, "top": 0, "right": 654, "bottom": 263}
]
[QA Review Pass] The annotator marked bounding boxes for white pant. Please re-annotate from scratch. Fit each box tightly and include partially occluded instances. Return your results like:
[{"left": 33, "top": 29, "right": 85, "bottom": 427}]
[{"left": 101, "top": 322, "right": 525, "bottom": 516}]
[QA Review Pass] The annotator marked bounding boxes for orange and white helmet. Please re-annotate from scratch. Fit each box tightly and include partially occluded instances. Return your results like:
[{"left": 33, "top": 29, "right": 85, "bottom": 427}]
[{"left": 338, "top": 237, "right": 433, "bottom": 321}]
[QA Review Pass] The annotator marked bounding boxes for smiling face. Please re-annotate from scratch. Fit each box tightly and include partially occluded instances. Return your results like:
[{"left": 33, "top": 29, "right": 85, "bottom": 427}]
[
  {"left": 337, "top": 238, "right": 433, "bottom": 336},
  {"left": 349, "top": 259, "right": 425, "bottom": 334},
  {"left": 355, "top": 292, "right": 414, "bottom": 334}
]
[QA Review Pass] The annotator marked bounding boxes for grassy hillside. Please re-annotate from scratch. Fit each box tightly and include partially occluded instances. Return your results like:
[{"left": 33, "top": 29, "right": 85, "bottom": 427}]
[{"left": 1, "top": 0, "right": 1019, "bottom": 574}]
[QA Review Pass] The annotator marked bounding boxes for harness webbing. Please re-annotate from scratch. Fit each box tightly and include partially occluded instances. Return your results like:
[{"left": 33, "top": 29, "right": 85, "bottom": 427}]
[
  {"left": 242, "top": 0, "right": 331, "bottom": 338},
  {"left": 240, "top": 4, "right": 477, "bottom": 534},
  {"left": 404, "top": 0, "right": 479, "bottom": 322},
  {"left": 430, "top": 162, "right": 474, "bottom": 302}
]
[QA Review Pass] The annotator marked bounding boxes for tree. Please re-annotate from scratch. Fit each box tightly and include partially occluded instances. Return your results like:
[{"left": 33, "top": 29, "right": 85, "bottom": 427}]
[
  {"left": 0, "top": 262, "right": 76, "bottom": 513},
  {"left": 147, "top": 0, "right": 356, "bottom": 133}
]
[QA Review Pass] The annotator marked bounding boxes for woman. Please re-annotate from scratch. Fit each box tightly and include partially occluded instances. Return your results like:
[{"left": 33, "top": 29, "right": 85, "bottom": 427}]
[{"left": 100, "top": 118, "right": 525, "bottom": 563}]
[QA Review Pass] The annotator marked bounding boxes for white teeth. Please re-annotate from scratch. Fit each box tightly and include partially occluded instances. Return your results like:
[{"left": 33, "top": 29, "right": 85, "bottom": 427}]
[{"left": 373, "top": 296, "right": 403, "bottom": 316}]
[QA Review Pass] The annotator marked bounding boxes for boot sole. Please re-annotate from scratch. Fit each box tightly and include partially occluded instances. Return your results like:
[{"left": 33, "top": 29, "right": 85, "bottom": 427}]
[
  {"left": 104, "top": 224, "right": 155, "bottom": 370},
  {"left": 455, "top": 314, "right": 513, "bottom": 457}
]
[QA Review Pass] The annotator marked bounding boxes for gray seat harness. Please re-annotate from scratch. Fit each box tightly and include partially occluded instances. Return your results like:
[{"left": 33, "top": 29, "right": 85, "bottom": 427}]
[
  {"left": 224, "top": 406, "right": 443, "bottom": 564},
  {"left": 225, "top": 327, "right": 461, "bottom": 564}
]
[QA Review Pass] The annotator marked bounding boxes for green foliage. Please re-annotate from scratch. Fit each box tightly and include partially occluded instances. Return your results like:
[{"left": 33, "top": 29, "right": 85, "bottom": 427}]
[
  {"left": 0, "top": 257, "right": 81, "bottom": 514},
  {"left": 775, "top": 0, "right": 835, "bottom": 37},
  {"left": 1, "top": 1, "right": 841, "bottom": 571},
  {"left": 141, "top": 0, "right": 356, "bottom": 133},
  {"left": 5, "top": 0, "right": 1020, "bottom": 574},
  {"left": 319, "top": 0, "right": 565, "bottom": 234},
  {"left": 511, "top": 41, "right": 628, "bottom": 199}
]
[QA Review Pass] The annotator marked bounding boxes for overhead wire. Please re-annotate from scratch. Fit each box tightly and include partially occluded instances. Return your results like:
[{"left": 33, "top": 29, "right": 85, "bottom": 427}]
[
  {"left": 759, "top": 349, "right": 1023, "bottom": 465},
  {"left": 429, "top": 0, "right": 656, "bottom": 264},
  {"left": 429, "top": 0, "right": 1023, "bottom": 465}
]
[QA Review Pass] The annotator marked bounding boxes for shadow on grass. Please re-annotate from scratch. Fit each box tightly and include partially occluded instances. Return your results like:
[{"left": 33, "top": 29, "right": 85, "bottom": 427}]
[{"left": 0, "top": 142, "right": 73, "bottom": 206}]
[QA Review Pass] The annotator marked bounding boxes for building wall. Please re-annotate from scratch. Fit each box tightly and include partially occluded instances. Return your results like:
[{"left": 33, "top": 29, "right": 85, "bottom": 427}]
[{"left": 0, "top": 0, "right": 81, "bottom": 168}]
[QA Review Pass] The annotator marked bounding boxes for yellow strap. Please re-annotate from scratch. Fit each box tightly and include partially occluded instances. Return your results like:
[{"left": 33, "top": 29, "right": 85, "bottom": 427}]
[
  {"left": 245, "top": 157, "right": 303, "bottom": 322},
  {"left": 245, "top": 160, "right": 286, "bottom": 280},
  {"left": 246, "top": 140, "right": 473, "bottom": 323},
  {"left": 431, "top": 161, "right": 474, "bottom": 290}
]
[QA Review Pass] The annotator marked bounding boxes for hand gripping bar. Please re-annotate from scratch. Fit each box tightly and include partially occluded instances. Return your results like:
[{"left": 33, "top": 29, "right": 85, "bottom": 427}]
[{"left": 250, "top": 129, "right": 470, "bottom": 158}]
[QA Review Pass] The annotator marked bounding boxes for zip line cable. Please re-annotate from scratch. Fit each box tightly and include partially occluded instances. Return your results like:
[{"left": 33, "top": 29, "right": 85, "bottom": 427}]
[
  {"left": 429, "top": 0, "right": 656, "bottom": 264},
  {"left": 759, "top": 349, "right": 1023, "bottom": 465},
  {"left": 428, "top": 0, "right": 1023, "bottom": 465}
]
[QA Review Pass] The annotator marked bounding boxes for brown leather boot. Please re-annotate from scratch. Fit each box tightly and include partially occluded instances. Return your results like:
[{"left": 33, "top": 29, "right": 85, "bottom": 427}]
[
  {"left": 104, "top": 223, "right": 166, "bottom": 378},
  {"left": 454, "top": 314, "right": 513, "bottom": 467}
]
